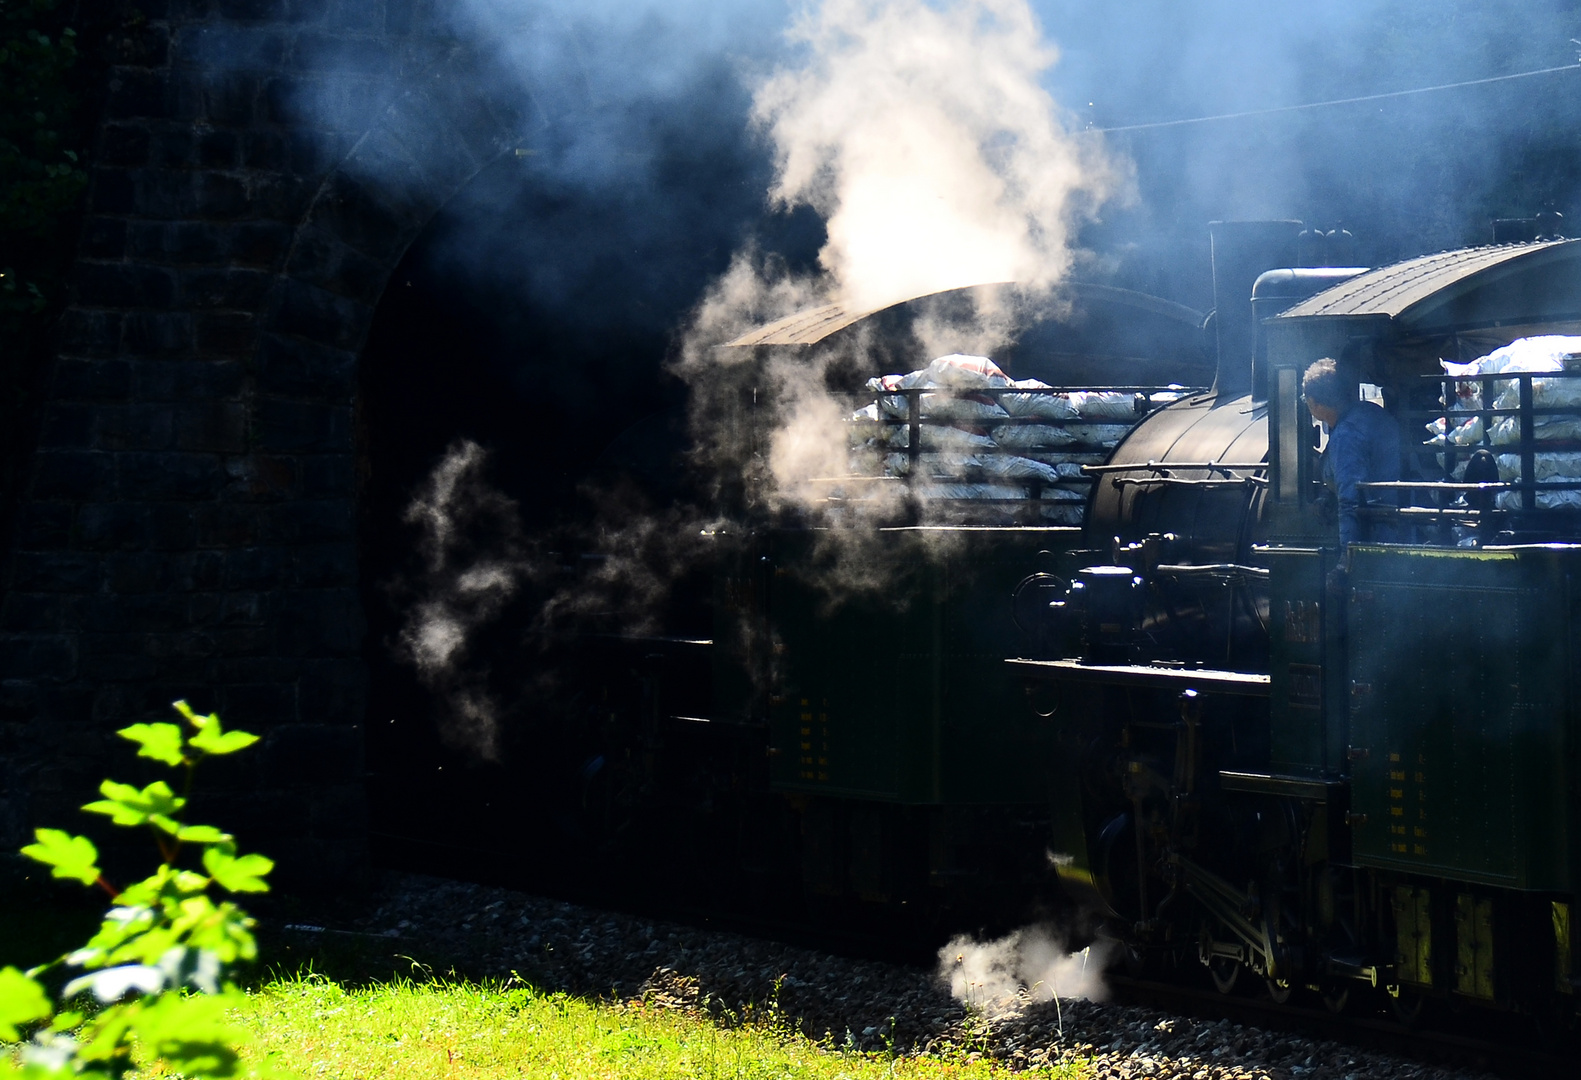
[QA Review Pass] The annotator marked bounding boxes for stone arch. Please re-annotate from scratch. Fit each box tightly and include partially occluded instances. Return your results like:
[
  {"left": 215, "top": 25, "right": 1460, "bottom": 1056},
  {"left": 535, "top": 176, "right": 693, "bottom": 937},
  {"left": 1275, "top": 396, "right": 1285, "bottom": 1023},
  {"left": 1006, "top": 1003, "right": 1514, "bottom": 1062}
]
[
  {"left": 0, "top": 6, "right": 536, "bottom": 886},
  {"left": 266, "top": 53, "right": 532, "bottom": 365}
]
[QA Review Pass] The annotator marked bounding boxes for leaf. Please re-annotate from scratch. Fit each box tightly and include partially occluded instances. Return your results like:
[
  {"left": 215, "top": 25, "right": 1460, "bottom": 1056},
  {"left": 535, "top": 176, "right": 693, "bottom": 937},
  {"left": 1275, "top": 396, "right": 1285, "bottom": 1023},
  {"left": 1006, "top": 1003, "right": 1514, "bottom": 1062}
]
[
  {"left": 62, "top": 965, "right": 165, "bottom": 1003},
  {"left": 0, "top": 966, "right": 52, "bottom": 1040},
  {"left": 175, "top": 825, "right": 232, "bottom": 845},
  {"left": 202, "top": 849, "right": 274, "bottom": 894},
  {"left": 179, "top": 899, "right": 258, "bottom": 965},
  {"left": 20, "top": 829, "right": 99, "bottom": 886},
  {"left": 187, "top": 716, "right": 259, "bottom": 757},
  {"left": 172, "top": 700, "right": 260, "bottom": 756},
  {"left": 172, "top": 699, "right": 216, "bottom": 730},
  {"left": 74, "top": 1002, "right": 138, "bottom": 1066},
  {"left": 127, "top": 992, "right": 248, "bottom": 1076},
  {"left": 69, "top": 905, "right": 158, "bottom": 969},
  {"left": 81, "top": 780, "right": 185, "bottom": 827},
  {"left": 116, "top": 723, "right": 186, "bottom": 767}
]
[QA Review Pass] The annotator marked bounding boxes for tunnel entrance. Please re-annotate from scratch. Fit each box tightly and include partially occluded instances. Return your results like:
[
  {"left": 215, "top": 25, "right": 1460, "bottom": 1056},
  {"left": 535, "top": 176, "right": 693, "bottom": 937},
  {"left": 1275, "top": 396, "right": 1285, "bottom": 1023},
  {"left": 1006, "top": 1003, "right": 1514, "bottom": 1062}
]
[{"left": 353, "top": 144, "right": 804, "bottom": 893}]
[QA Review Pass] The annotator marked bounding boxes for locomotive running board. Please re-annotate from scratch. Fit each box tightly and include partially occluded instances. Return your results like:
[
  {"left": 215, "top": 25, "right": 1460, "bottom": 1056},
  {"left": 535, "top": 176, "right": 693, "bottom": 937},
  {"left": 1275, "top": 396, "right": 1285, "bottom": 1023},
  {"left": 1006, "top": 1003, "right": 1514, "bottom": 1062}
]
[
  {"left": 1217, "top": 771, "right": 1345, "bottom": 801},
  {"left": 1006, "top": 658, "right": 1270, "bottom": 697}
]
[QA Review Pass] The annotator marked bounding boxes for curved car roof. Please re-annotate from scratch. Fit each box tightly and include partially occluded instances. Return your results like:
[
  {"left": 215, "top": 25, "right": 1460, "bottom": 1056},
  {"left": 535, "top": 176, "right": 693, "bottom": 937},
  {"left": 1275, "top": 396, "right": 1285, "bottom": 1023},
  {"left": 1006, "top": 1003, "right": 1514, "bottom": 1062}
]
[
  {"left": 722, "top": 281, "right": 1204, "bottom": 348},
  {"left": 1276, "top": 239, "right": 1580, "bottom": 326}
]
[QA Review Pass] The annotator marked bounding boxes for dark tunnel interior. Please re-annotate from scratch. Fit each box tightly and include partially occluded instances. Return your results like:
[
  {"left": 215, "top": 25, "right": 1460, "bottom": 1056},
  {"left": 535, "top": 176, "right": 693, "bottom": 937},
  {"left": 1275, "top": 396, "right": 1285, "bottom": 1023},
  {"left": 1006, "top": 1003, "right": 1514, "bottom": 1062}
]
[{"left": 354, "top": 146, "right": 827, "bottom": 886}]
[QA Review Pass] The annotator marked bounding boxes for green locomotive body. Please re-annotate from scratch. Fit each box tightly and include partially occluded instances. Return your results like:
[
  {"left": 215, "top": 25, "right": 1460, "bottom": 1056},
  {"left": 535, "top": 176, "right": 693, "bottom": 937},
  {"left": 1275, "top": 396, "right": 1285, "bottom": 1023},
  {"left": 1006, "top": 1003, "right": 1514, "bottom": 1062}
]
[
  {"left": 1021, "top": 232, "right": 1581, "bottom": 1017},
  {"left": 556, "top": 230, "right": 1581, "bottom": 1017}
]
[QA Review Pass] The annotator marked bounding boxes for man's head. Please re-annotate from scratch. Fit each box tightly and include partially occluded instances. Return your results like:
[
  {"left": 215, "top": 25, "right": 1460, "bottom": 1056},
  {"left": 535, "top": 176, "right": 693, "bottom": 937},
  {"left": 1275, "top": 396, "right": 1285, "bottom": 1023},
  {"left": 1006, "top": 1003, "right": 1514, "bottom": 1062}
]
[{"left": 1302, "top": 358, "right": 1348, "bottom": 428}]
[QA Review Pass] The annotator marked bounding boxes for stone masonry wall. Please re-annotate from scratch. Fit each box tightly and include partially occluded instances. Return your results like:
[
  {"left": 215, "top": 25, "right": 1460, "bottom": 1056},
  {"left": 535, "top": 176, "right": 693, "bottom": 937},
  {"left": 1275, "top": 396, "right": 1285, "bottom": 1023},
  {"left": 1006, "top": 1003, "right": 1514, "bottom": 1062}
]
[{"left": 0, "top": 0, "right": 527, "bottom": 888}]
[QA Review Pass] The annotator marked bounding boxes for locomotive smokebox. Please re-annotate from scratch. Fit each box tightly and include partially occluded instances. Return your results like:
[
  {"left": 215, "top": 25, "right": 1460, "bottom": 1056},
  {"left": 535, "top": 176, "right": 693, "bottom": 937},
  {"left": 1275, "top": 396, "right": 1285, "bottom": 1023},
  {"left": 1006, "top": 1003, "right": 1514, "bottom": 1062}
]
[{"left": 1209, "top": 220, "right": 1301, "bottom": 402}]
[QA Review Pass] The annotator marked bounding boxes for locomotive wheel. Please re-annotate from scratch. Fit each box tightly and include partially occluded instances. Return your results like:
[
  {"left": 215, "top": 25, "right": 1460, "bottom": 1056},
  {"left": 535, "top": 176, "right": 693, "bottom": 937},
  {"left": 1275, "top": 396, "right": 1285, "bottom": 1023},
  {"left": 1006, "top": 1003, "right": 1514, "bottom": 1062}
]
[
  {"left": 1320, "top": 984, "right": 1349, "bottom": 1014},
  {"left": 1389, "top": 986, "right": 1427, "bottom": 1027},
  {"left": 1264, "top": 977, "right": 1293, "bottom": 1005},
  {"left": 1209, "top": 957, "right": 1240, "bottom": 995}
]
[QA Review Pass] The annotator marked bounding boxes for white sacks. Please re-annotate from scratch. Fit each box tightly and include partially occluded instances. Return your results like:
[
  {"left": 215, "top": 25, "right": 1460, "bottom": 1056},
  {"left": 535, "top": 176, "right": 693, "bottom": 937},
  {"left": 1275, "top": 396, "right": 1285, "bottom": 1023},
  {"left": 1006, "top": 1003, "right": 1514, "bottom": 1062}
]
[
  {"left": 1437, "top": 336, "right": 1581, "bottom": 412},
  {"left": 1429, "top": 336, "right": 1581, "bottom": 509},
  {"left": 848, "top": 354, "right": 1160, "bottom": 521}
]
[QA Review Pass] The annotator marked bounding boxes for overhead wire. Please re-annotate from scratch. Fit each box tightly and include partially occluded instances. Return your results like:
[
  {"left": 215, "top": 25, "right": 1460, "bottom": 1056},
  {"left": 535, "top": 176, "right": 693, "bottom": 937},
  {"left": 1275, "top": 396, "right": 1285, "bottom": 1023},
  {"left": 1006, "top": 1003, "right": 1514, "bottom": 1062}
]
[{"left": 1090, "top": 62, "right": 1581, "bottom": 134}]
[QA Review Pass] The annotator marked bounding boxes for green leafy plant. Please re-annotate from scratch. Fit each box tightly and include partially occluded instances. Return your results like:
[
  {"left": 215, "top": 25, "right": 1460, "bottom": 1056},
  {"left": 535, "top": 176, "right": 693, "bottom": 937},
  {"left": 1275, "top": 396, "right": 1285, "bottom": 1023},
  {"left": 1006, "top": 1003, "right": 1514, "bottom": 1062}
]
[{"left": 0, "top": 701, "right": 280, "bottom": 1079}]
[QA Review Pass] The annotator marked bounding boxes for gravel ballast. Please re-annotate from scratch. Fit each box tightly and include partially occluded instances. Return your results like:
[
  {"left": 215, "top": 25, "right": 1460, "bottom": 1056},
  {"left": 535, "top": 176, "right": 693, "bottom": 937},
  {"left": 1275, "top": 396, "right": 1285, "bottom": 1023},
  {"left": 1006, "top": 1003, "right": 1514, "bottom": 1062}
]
[{"left": 273, "top": 871, "right": 1501, "bottom": 1080}]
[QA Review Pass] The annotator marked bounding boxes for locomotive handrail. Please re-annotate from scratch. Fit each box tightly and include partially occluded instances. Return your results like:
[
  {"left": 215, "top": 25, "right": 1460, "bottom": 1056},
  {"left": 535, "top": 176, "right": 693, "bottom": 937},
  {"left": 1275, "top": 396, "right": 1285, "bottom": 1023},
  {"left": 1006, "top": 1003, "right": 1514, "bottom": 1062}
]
[
  {"left": 1154, "top": 563, "right": 1270, "bottom": 580},
  {"left": 1357, "top": 480, "right": 1508, "bottom": 490},
  {"left": 848, "top": 413, "right": 1157, "bottom": 425},
  {"left": 1081, "top": 461, "right": 1266, "bottom": 474},
  {"left": 1362, "top": 479, "right": 1581, "bottom": 490},
  {"left": 1111, "top": 475, "right": 1268, "bottom": 488},
  {"left": 847, "top": 385, "right": 1206, "bottom": 396}
]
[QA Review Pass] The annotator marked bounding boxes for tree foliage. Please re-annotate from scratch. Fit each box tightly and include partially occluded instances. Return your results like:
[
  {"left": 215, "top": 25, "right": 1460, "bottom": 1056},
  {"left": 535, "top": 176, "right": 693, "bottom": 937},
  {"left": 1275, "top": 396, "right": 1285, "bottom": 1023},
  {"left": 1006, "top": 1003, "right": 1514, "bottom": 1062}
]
[{"left": 0, "top": 702, "right": 287, "bottom": 1080}]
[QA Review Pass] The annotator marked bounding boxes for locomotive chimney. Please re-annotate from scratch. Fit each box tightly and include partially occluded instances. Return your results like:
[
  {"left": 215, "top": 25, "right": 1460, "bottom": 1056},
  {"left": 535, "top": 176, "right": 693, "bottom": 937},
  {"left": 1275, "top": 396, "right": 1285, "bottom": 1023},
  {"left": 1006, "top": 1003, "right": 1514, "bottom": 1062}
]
[{"left": 1209, "top": 220, "right": 1301, "bottom": 402}]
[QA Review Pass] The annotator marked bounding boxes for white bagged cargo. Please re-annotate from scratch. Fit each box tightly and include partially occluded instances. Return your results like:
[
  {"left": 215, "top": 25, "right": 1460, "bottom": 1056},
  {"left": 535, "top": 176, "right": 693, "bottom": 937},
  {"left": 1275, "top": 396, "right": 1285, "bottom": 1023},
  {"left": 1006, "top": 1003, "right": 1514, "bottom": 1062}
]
[
  {"left": 1001, "top": 379, "right": 1080, "bottom": 419},
  {"left": 913, "top": 482, "right": 1029, "bottom": 502},
  {"left": 974, "top": 454, "right": 1064, "bottom": 484},
  {"left": 921, "top": 353, "right": 1012, "bottom": 388},
  {"left": 992, "top": 423, "right": 1082, "bottom": 449},
  {"left": 846, "top": 354, "right": 1158, "bottom": 523},
  {"left": 1439, "top": 336, "right": 1581, "bottom": 411},
  {"left": 992, "top": 423, "right": 1129, "bottom": 449},
  {"left": 1494, "top": 451, "right": 1581, "bottom": 483},
  {"left": 1496, "top": 484, "right": 1581, "bottom": 510},
  {"left": 880, "top": 426, "right": 997, "bottom": 453},
  {"left": 875, "top": 392, "right": 1010, "bottom": 424},
  {"left": 1424, "top": 414, "right": 1484, "bottom": 447},
  {"left": 1066, "top": 390, "right": 1140, "bottom": 420},
  {"left": 1488, "top": 414, "right": 1581, "bottom": 445}
]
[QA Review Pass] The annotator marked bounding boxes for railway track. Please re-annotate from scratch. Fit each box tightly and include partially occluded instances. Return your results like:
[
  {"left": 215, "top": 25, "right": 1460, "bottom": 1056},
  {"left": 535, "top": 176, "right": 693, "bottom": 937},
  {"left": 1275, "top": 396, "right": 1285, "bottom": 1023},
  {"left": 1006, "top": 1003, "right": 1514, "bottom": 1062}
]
[
  {"left": 281, "top": 855, "right": 1572, "bottom": 1079},
  {"left": 1108, "top": 972, "right": 1574, "bottom": 1079}
]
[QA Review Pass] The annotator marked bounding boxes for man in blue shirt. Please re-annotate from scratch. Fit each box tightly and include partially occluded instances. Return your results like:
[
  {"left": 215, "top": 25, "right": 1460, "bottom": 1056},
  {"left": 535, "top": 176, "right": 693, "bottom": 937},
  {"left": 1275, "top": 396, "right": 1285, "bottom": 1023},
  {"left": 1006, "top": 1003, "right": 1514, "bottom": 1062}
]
[{"left": 1302, "top": 358, "right": 1405, "bottom": 551}]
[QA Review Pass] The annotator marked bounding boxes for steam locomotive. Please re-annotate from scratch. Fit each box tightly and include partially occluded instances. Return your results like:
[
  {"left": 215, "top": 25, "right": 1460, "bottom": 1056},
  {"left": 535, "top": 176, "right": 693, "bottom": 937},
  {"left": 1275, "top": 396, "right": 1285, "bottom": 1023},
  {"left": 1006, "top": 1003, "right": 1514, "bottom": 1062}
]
[
  {"left": 1013, "top": 224, "right": 1581, "bottom": 1022},
  {"left": 479, "top": 221, "right": 1581, "bottom": 1027}
]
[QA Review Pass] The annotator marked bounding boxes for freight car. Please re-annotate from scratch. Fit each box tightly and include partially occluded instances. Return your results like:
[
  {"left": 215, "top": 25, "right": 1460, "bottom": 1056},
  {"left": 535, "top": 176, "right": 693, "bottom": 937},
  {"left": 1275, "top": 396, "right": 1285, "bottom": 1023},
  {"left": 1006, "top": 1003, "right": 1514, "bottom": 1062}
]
[{"left": 1017, "top": 222, "right": 1581, "bottom": 1023}]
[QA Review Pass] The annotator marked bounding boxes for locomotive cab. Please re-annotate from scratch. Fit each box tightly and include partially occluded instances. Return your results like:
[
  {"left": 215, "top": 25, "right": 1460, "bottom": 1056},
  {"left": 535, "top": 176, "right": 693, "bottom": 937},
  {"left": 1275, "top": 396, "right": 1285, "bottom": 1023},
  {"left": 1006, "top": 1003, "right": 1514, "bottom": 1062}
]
[{"left": 1261, "top": 239, "right": 1581, "bottom": 1013}]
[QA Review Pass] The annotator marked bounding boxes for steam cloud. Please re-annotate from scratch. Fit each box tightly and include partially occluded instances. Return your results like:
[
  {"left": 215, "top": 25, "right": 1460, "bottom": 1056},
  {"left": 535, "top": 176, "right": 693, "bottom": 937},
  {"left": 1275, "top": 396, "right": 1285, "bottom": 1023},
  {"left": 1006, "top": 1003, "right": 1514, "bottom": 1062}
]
[
  {"left": 939, "top": 926, "right": 1111, "bottom": 1016},
  {"left": 755, "top": 0, "right": 1119, "bottom": 313},
  {"left": 388, "top": 1, "right": 1124, "bottom": 732},
  {"left": 676, "top": 0, "right": 1117, "bottom": 562},
  {"left": 398, "top": 439, "right": 535, "bottom": 760}
]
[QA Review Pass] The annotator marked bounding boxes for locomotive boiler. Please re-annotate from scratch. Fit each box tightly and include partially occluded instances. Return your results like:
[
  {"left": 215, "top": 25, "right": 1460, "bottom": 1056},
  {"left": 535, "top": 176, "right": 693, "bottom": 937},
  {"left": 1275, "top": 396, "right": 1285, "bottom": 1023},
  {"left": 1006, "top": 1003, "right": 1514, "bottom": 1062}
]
[{"left": 1018, "top": 224, "right": 1581, "bottom": 1021}]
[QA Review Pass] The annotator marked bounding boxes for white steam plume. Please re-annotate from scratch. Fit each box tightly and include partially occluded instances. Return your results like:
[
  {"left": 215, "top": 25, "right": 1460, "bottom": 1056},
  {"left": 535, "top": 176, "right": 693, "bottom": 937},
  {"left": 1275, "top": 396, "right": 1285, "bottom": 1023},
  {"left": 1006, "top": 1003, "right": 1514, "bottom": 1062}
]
[
  {"left": 675, "top": 0, "right": 1121, "bottom": 594},
  {"left": 938, "top": 926, "right": 1111, "bottom": 1017},
  {"left": 398, "top": 439, "right": 532, "bottom": 760},
  {"left": 754, "top": 0, "right": 1120, "bottom": 313}
]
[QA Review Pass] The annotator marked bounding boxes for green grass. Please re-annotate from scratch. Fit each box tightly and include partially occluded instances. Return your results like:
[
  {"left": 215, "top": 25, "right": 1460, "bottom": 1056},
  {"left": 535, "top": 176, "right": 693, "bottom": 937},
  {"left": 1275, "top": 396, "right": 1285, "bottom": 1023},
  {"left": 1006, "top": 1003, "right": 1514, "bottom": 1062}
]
[{"left": 226, "top": 974, "right": 1086, "bottom": 1080}]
